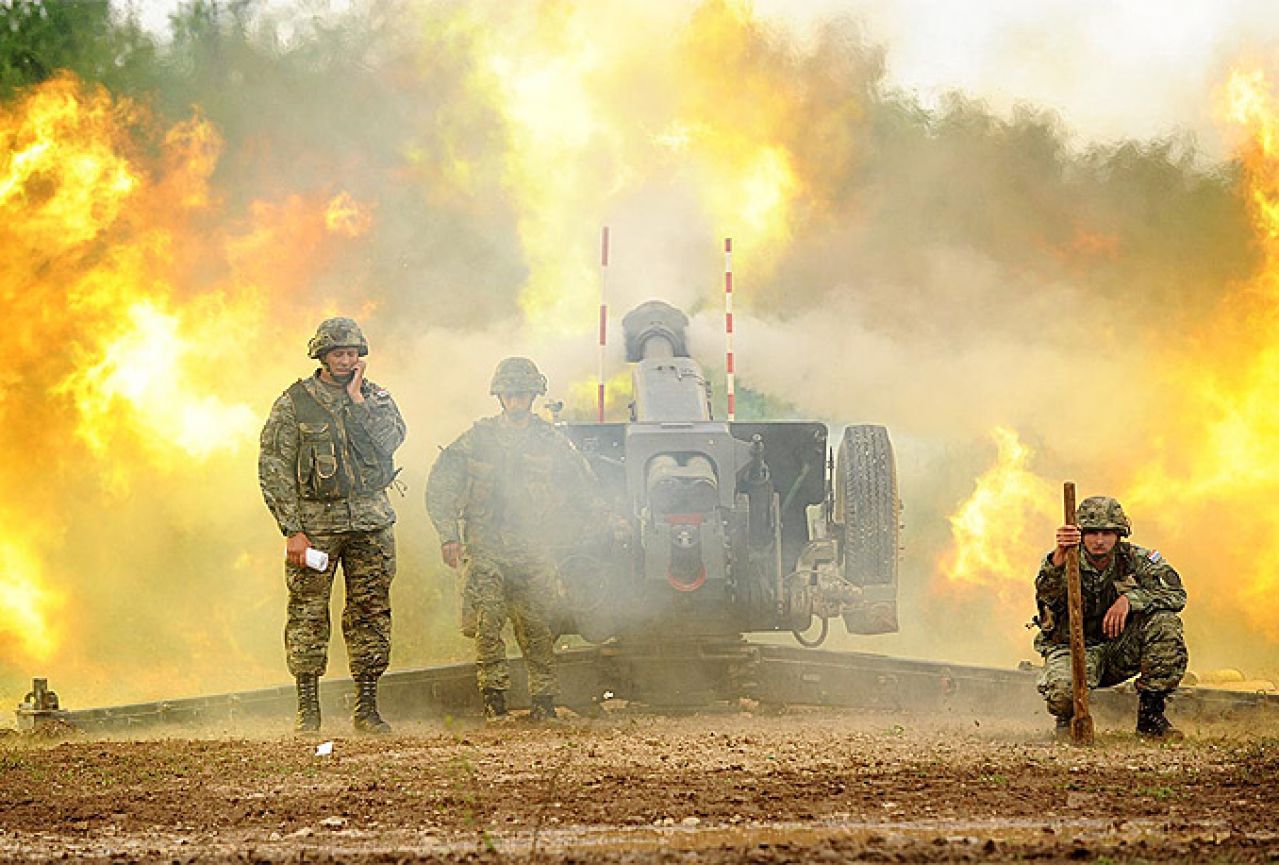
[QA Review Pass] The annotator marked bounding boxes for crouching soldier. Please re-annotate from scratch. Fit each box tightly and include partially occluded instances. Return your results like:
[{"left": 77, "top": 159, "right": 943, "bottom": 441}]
[{"left": 1034, "top": 496, "right": 1188, "bottom": 741}]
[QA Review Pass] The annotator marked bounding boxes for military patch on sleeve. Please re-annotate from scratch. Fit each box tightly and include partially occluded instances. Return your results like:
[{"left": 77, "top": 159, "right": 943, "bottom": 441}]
[
  {"left": 1148, "top": 549, "right": 1163, "bottom": 563},
  {"left": 1160, "top": 568, "right": 1183, "bottom": 589}
]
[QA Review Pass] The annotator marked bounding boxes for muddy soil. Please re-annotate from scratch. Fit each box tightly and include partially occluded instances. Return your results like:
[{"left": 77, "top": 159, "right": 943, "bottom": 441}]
[{"left": 2, "top": 707, "right": 1277, "bottom": 863}]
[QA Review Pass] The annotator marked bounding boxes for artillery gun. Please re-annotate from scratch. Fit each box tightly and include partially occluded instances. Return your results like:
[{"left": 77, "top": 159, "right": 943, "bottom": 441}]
[{"left": 555, "top": 300, "right": 900, "bottom": 651}]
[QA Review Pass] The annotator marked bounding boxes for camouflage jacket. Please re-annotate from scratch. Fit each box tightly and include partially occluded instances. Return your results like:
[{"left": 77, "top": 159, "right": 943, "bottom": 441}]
[
  {"left": 426, "top": 414, "right": 604, "bottom": 555},
  {"left": 259, "top": 372, "right": 406, "bottom": 536},
  {"left": 1035, "top": 541, "right": 1186, "bottom": 648}
]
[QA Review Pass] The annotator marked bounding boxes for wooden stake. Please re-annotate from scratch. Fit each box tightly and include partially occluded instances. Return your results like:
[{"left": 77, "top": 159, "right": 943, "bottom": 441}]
[{"left": 1063, "top": 481, "right": 1095, "bottom": 745}]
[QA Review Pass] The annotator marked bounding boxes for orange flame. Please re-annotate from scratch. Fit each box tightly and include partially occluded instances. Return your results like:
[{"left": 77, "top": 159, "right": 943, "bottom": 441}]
[
  {"left": 943, "top": 66, "right": 1279, "bottom": 668},
  {"left": 940, "top": 428, "right": 1055, "bottom": 598},
  {"left": 61, "top": 300, "right": 259, "bottom": 462},
  {"left": 325, "top": 191, "right": 374, "bottom": 238},
  {"left": 1123, "top": 66, "right": 1279, "bottom": 643},
  {"left": 433, "top": 1, "right": 846, "bottom": 332},
  {"left": 1226, "top": 69, "right": 1279, "bottom": 240},
  {"left": 0, "top": 76, "right": 138, "bottom": 249},
  {"left": 1045, "top": 224, "right": 1121, "bottom": 265},
  {"left": 0, "top": 73, "right": 373, "bottom": 690},
  {"left": 0, "top": 535, "right": 63, "bottom": 664}
]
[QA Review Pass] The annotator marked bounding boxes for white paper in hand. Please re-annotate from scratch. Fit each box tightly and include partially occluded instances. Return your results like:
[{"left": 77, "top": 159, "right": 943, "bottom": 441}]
[{"left": 304, "top": 547, "right": 330, "bottom": 572}]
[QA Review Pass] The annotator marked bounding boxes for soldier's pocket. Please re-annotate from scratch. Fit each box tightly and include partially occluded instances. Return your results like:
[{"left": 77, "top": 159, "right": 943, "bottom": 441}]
[
  {"left": 286, "top": 561, "right": 330, "bottom": 595},
  {"left": 521, "top": 453, "right": 554, "bottom": 502},
  {"left": 297, "top": 423, "right": 343, "bottom": 499},
  {"left": 374, "top": 528, "right": 397, "bottom": 582},
  {"left": 465, "top": 458, "right": 497, "bottom": 514}
]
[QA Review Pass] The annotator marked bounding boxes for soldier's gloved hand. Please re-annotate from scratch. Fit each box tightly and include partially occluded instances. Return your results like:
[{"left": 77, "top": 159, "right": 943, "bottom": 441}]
[
  {"left": 286, "top": 532, "right": 311, "bottom": 567},
  {"left": 441, "top": 541, "right": 462, "bottom": 569}
]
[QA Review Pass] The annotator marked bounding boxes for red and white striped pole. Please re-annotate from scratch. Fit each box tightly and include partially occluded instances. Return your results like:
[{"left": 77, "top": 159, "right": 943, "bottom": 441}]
[
  {"left": 597, "top": 226, "right": 610, "bottom": 423},
  {"left": 724, "top": 237, "right": 735, "bottom": 422}
]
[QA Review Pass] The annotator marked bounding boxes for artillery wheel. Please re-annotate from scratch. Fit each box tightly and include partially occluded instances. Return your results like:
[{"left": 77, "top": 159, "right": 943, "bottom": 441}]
[
  {"left": 836, "top": 424, "right": 900, "bottom": 634},
  {"left": 556, "top": 553, "right": 619, "bottom": 644}
]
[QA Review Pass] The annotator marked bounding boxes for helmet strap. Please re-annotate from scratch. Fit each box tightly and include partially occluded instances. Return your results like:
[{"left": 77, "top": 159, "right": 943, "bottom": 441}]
[{"left": 318, "top": 352, "right": 355, "bottom": 386}]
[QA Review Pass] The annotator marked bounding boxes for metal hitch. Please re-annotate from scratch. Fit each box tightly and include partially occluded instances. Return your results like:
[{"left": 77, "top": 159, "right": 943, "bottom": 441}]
[{"left": 17, "top": 677, "right": 71, "bottom": 732}]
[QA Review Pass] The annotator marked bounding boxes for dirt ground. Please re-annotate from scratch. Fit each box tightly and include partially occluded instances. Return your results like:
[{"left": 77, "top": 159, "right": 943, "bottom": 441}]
[{"left": 2, "top": 706, "right": 1278, "bottom": 864}]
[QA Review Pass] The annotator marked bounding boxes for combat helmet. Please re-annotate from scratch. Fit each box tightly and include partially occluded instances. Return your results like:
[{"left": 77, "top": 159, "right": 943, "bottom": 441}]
[
  {"left": 1075, "top": 496, "right": 1131, "bottom": 537},
  {"left": 490, "top": 357, "right": 547, "bottom": 396},
  {"left": 307, "top": 317, "right": 369, "bottom": 359}
]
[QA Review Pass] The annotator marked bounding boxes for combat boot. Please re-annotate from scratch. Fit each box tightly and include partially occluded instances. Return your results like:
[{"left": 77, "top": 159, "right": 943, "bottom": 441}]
[
  {"left": 482, "top": 688, "right": 508, "bottom": 719},
  {"left": 529, "top": 695, "right": 558, "bottom": 722},
  {"left": 1053, "top": 715, "right": 1071, "bottom": 742},
  {"left": 1136, "top": 690, "right": 1183, "bottom": 741},
  {"left": 352, "top": 676, "right": 391, "bottom": 735},
  {"left": 295, "top": 673, "right": 321, "bottom": 734}
]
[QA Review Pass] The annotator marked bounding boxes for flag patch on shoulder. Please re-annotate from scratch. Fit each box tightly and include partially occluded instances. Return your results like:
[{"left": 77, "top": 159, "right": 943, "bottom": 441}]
[{"left": 1148, "top": 550, "right": 1163, "bottom": 563}]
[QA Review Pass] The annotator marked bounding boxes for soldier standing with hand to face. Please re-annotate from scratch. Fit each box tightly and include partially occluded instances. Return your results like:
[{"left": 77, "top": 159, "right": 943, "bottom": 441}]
[
  {"left": 1033, "top": 496, "right": 1188, "bottom": 741},
  {"left": 259, "top": 317, "right": 406, "bottom": 735}
]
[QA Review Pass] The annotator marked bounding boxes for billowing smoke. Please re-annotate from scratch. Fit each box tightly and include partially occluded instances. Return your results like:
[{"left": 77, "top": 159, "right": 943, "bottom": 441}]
[{"left": 2, "top": 0, "right": 1275, "bottom": 713}]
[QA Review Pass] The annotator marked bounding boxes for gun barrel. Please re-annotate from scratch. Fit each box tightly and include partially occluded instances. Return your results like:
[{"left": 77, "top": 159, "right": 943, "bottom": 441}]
[{"left": 623, "top": 300, "right": 690, "bottom": 361}]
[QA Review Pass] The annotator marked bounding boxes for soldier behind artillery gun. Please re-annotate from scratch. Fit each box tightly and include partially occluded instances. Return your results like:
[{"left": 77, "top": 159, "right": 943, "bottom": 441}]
[
  {"left": 426, "top": 357, "right": 620, "bottom": 721},
  {"left": 1033, "top": 496, "right": 1188, "bottom": 741}
]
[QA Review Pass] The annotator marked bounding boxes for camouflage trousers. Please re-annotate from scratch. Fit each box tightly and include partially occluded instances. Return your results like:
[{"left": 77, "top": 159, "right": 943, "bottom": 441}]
[
  {"left": 462, "top": 549, "right": 559, "bottom": 697},
  {"left": 1038, "top": 610, "right": 1188, "bottom": 718},
  {"left": 285, "top": 526, "right": 396, "bottom": 679}
]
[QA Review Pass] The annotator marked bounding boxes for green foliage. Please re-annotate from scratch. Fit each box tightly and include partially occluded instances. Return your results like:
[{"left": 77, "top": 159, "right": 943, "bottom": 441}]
[
  {"left": 708, "top": 380, "right": 802, "bottom": 421},
  {"left": 0, "top": 0, "right": 157, "bottom": 99}
]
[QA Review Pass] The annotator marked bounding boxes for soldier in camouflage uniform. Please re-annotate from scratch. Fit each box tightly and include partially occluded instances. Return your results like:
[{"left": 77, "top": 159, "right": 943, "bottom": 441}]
[
  {"left": 1034, "top": 496, "right": 1188, "bottom": 741},
  {"left": 259, "top": 317, "right": 406, "bottom": 735},
  {"left": 426, "top": 357, "right": 607, "bottom": 721}
]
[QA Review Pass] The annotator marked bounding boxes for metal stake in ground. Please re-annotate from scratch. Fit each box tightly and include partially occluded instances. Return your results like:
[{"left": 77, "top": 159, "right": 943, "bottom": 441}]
[
  {"left": 598, "top": 226, "right": 610, "bottom": 422},
  {"left": 724, "top": 237, "right": 735, "bottom": 421},
  {"left": 1063, "top": 481, "right": 1095, "bottom": 745}
]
